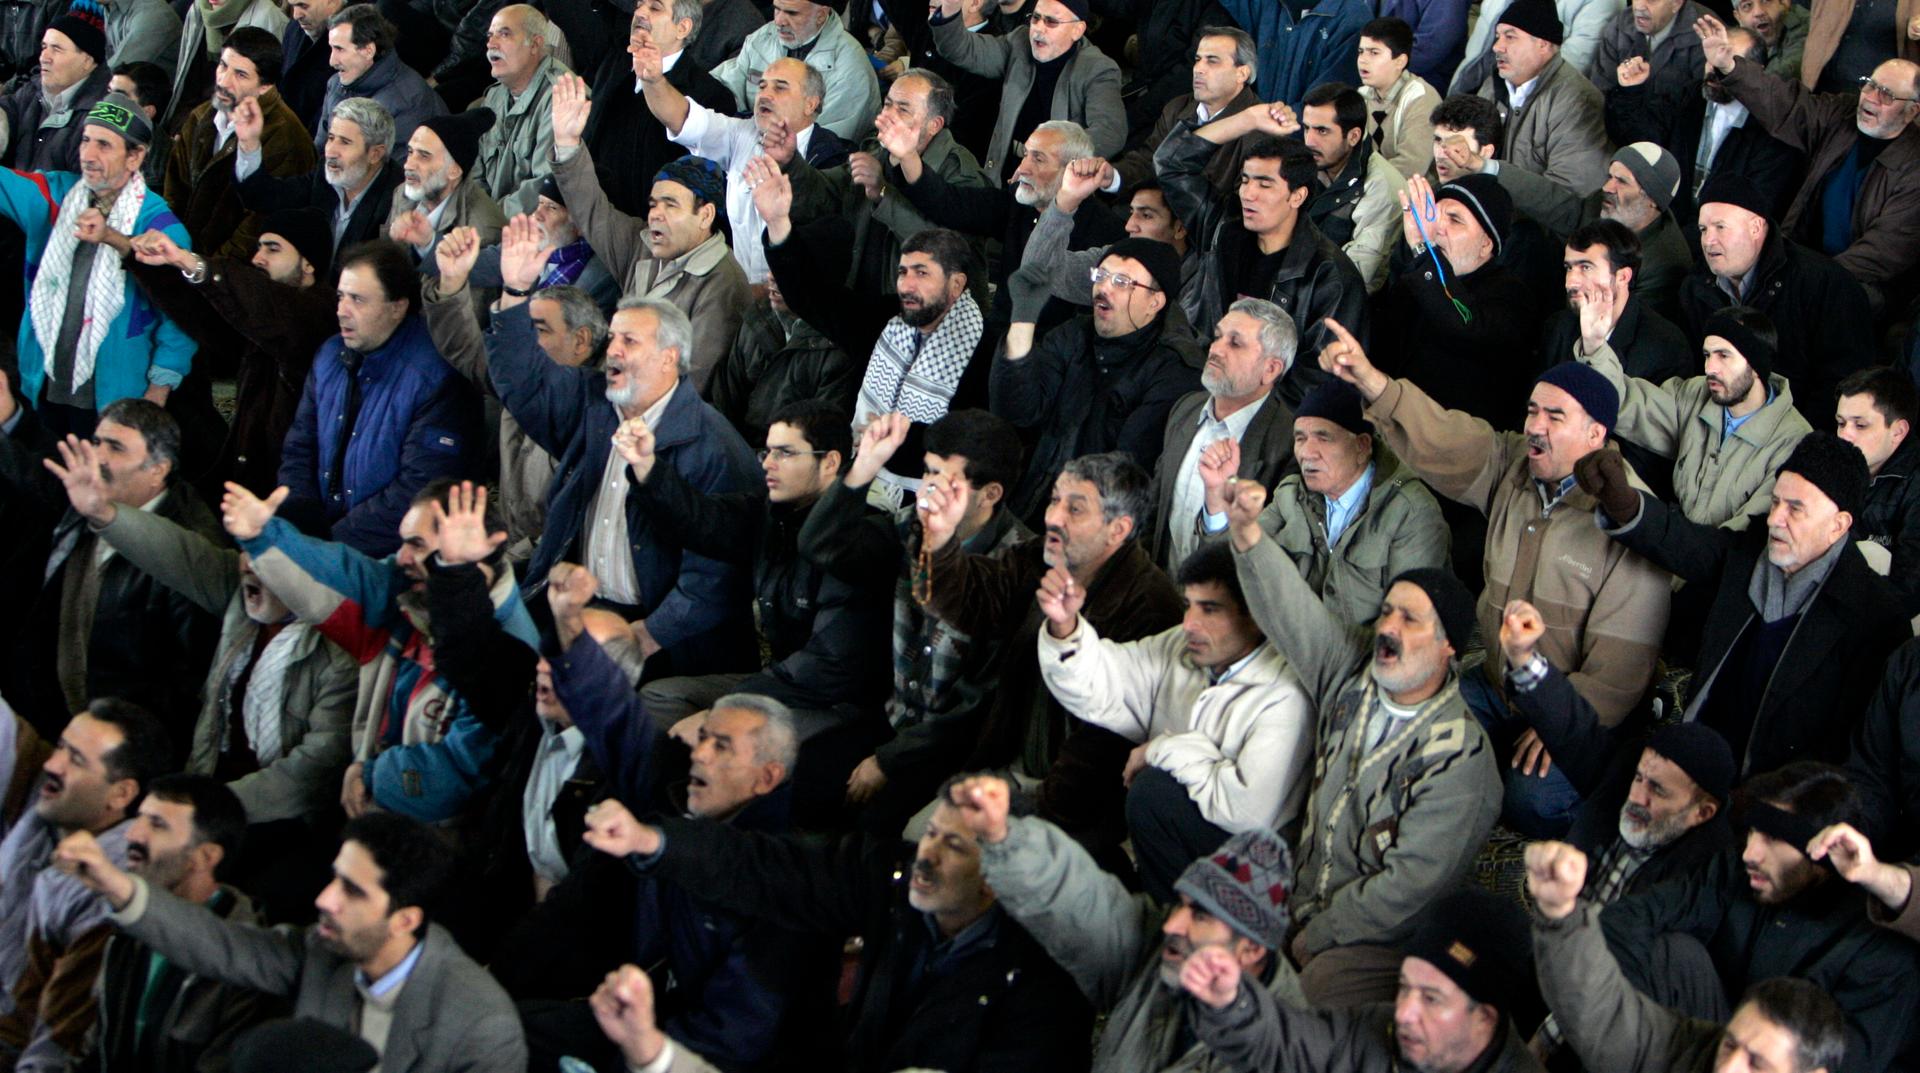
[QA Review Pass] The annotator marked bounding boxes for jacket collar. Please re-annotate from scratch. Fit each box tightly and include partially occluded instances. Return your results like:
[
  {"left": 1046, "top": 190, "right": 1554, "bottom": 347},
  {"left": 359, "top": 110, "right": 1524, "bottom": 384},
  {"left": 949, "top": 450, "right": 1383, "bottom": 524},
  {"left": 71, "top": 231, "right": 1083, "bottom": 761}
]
[
  {"left": 1695, "top": 373, "right": 1800, "bottom": 446},
  {"left": 668, "top": 231, "right": 733, "bottom": 278},
  {"left": 496, "top": 57, "right": 558, "bottom": 114}
]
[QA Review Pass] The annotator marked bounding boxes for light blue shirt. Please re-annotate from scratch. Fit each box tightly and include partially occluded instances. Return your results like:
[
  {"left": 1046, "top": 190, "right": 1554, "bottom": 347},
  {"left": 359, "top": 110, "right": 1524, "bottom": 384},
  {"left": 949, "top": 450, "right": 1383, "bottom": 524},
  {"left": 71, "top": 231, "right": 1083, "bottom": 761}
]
[
  {"left": 1722, "top": 385, "right": 1775, "bottom": 440},
  {"left": 1324, "top": 463, "right": 1377, "bottom": 546},
  {"left": 356, "top": 939, "right": 425, "bottom": 999}
]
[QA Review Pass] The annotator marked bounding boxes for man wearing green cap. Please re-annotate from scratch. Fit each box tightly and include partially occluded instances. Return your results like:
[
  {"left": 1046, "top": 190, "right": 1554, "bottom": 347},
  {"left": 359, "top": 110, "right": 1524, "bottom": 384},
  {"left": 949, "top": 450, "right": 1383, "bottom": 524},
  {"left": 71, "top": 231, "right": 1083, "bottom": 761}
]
[{"left": 0, "top": 90, "right": 193, "bottom": 437}]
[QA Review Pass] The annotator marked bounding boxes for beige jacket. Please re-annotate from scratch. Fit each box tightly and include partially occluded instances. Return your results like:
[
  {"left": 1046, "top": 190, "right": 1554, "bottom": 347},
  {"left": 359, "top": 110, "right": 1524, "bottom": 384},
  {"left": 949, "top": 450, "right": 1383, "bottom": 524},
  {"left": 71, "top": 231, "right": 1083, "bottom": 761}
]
[
  {"left": 1579, "top": 341, "right": 1811, "bottom": 530},
  {"left": 1365, "top": 377, "right": 1671, "bottom": 727},
  {"left": 1361, "top": 71, "right": 1439, "bottom": 182}
]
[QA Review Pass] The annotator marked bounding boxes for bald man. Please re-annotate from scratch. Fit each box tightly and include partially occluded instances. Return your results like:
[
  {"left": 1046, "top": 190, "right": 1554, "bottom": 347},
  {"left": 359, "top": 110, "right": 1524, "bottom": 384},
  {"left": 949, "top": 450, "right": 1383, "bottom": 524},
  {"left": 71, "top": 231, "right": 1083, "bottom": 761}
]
[{"left": 469, "top": 4, "right": 564, "bottom": 215}]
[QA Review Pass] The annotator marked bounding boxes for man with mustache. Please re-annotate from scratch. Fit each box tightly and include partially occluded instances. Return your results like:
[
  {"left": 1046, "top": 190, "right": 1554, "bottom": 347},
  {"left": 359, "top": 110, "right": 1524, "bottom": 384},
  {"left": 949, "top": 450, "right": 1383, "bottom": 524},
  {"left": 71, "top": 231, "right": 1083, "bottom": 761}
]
[
  {"left": 1459, "top": 0, "right": 1612, "bottom": 196},
  {"left": 0, "top": 397, "right": 221, "bottom": 740},
  {"left": 914, "top": 451, "right": 1183, "bottom": 873},
  {"left": 55, "top": 811, "right": 526, "bottom": 1073},
  {"left": 1577, "top": 432, "right": 1908, "bottom": 778},
  {"left": 712, "top": 0, "right": 878, "bottom": 141},
  {"left": 87, "top": 775, "right": 279, "bottom": 1073},
  {"left": 580, "top": 773, "right": 1090, "bottom": 1072},
  {"left": 633, "top": 47, "right": 851, "bottom": 284},
  {"left": 1697, "top": 13, "right": 1920, "bottom": 301},
  {"left": 277, "top": 0, "right": 346, "bottom": 130},
  {"left": 162, "top": 27, "right": 314, "bottom": 260},
  {"left": 0, "top": 4, "right": 113, "bottom": 173},
  {"left": 1108, "top": 27, "right": 1261, "bottom": 197},
  {"left": 1737, "top": 0, "right": 1808, "bottom": 82},
  {"left": 550, "top": 76, "right": 751, "bottom": 388},
  {"left": 1596, "top": 764, "right": 1920, "bottom": 1073},
  {"left": 465, "top": 5, "right": 563, "bottom": 217},
  {"left": 486, "top": 225, "right": 759, "bottom": 678},
  {"left": 1197, "top": 379, "right": 1448, "bottom": 627},
  {"left": 1314, "top": 314, "right": 1672, "bottom": 842},
  {"left": 161, "top": 0, "right": 287, "bottom": 132},
  {"left": 504, "top": 571, "right": 827, "bottom": 1071},
  {"left": 1214, "top": 471, "right": 1498, "bottom": 1007},
  {"left": 274, "top": 239, "right": 482, "bottom": 555},
  {"left": 40, "top": 431, "right": 355, "bottom": 913},
  {"left": 309, "top": 5, "right": 445, "bottom": 158},
  {"left": 0, "top": 700, "right": 172, "bottom": 1072},
  {"left": 385, "top": 107, "right": 504, "bottom": 263},
  {"left": 1575, "top": 301, "right": 1812, "bottom": 529},
  {"left": 233, "top": 95, "right": 404, "bottom": 264},
  {"left": 1590, "top": 0, "right": 1712, "bottom": 101}
]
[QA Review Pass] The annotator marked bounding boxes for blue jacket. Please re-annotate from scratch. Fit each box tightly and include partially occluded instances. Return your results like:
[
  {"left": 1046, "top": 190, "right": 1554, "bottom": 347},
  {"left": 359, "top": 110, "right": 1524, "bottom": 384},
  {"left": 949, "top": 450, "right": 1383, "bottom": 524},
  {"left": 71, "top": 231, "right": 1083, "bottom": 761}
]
[
  {"left": 1220, "top": 0, "right": 1371, "bottom": 110},
  {"left": 278, "top": 314, "right": 481, "bottom": 556},
  {"left": 0, "top": 169, "right": 196, "bottom": 410},
  {"left": 485, "top": 301, "right": 759, "bottom": 668},
  {"left": 1378, "top": 0, "right": 1470, "bottom": 87},
  {"left": 239, "top": 516, "right": 540, "bottom": 823}
]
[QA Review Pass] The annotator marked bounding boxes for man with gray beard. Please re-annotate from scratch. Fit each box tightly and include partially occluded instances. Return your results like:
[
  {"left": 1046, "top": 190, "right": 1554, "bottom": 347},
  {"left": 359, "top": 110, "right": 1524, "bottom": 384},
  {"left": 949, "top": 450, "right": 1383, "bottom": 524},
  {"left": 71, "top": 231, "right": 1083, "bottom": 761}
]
[
  {"left": 386, "top": 107, "right": 504, "bottom": 263},
  {"left": 234, "top": 94, "right": 402, "bottom": 263}
]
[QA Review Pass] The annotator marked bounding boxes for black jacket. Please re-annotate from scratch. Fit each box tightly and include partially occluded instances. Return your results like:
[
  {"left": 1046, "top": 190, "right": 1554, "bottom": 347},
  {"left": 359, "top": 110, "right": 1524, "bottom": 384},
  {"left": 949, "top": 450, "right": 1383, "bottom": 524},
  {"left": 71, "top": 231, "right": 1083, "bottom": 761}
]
[
  {"left": 633, "top": 462, "right": 893, "bottom": 719},
  {"left": 1602, "top": 850, "right": 1920, "bottom": 1073},
  {"left": 1677, "top": 232, "right": 1874, "bottom": 421},
  {"left": 1610, "top": 491, "right": 1908, "bottom": 776},
  {"left": 0, "top": 65, "right": 109, "bottom": 172},
  {"left": 583, "top": 48, "right": 738, "bottom": 217},
  {"left": 643, "top": 817, "right": 1094, "bottom": 1073},
  {"left": 1093, "top": 0, "right": 1233, "bottom": 141},
  {"left": 1858, "top": 433, "right": 1920, "bottom": 615},
  {"left": 277, "top": 21, "right": 333, "bottom": 133},
  {"left": 710, "top": 298, "right": 859, "bottom": 451},
  {"left": 234, "top": 158, "right": 405, "bottom": 263},
  {"left": 18, "top": 485, "right": 224, "bottom": 745},
  {"left": 1375, "top": 249, "right": 1543, "bottom": 430},
  {"left": 1848, "top": 636, "right": 1920, "bottom": 863},
  {"left": 1159, "top": 122, "right": 1368, "bottom": 409},
  {"left": 1540, "top": 295, "right": 1693, "bottom": 500},
  {"left": 991, "top": 309, "right": 1206, "bottom": 527}
]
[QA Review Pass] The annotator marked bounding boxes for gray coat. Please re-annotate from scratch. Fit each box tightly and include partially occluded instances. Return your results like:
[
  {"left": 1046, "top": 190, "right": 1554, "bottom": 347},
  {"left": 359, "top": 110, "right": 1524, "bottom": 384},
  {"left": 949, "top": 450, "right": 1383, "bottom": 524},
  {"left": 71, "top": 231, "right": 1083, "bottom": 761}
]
[
  {"left": 104, "top": 0, "right": 181, "bottom": 76},
  {"left": 1147, "top": 389, "right": 1296, "bottom": 571},
  {"left": 1230, "top": 531, "right": 1501, "bottom": 954},
  {"left": 977, "top": 814, "right": 1308, "bottom": 1073},
  {"left": 314, "top": 49, "right": 449, "bottom": 156},
  {"left": 468, "top": 56, "right": 561, "bottom": 218},
  {"left": 93, "top": 506, "right": 357, "bottom": 824},
  {"left": 117, "top": 880, "right": 524, "bottom": 1073},
  {"left": 929, "top": 15, "right": 1125, "bottom": 184},
  {"left": 1533, "top": 903, "right": 1723, "bottom": 1072},
  {"left": 1590, "top": 2, "right": 1711, "bottom": 93},
  {"left": 1249, "top": 441, "right": 1450, "bottom": 629},
  {"left": 1473, "top": 53, "right": 1613, "bottom": 195}
]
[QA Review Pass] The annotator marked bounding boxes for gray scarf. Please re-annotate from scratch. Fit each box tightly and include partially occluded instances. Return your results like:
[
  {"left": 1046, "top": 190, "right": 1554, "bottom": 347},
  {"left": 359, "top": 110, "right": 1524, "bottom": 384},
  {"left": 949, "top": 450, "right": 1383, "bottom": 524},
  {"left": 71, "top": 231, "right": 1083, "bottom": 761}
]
[{"left": 1746, "top": 535, "right": 1847, "bottom": 622}]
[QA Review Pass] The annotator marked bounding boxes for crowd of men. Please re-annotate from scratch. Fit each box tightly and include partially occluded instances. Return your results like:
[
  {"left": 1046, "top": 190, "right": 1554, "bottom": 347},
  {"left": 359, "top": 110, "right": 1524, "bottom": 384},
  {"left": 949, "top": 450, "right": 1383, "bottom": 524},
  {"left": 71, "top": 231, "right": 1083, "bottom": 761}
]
[{"left": 1, "top": 0, "right": 1920, "bottom": 1069}]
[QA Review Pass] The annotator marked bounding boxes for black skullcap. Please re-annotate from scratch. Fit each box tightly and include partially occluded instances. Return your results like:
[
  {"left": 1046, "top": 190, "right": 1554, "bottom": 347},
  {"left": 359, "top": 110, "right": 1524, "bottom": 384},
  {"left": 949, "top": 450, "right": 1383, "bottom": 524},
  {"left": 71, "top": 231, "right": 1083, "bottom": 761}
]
[
  {"left": 1434, "top": 173, "right": 1512, "bottom": 257},
  {"left": 1776, "top": 430, "right": 1869, "bottom": 519},
  {"left": 1401, "top": 887, "right": 1536, "bottom": 1014},
  {"left": 1535, "top": 361, "right": 1620, "bottom": 432},
  {"left": 1696, "top": 172, "right": 1772, "bottom": 221},
  {"left": 1496, "top": 0, "right": 1564, "bottom": 44},
  {"left": 1701, "top": 307, "right": 1776, "bottom": 382},
  {"left": 416, "top": 106, "right": 496, "bottom": 175},
  {"left": 230, "top": 1019, "right": 378, "bottom": 1073},
  {"left": 259, "top": 207, "right": 334, "bottom": 281},
  {"left": 1646, "top": 722, "right": 1736, "bottom": 805},
  {"left": 1102, "top": 237, "right": 1183, "bottom": 303},
  {"left": 1389, "top": 567, "right": 1477, "bottom": 650},
  {"left": 48, "top": 0, "right": 106, "bottom": 66},
  {"left": 1295, "top": 380, "right": 1369, "bottom": 435}
]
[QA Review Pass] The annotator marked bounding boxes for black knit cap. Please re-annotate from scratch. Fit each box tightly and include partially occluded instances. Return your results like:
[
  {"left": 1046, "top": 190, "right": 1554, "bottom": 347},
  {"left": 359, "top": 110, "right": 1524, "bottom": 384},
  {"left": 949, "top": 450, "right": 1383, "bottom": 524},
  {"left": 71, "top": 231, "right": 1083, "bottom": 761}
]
[
  {"left": 48, "top": 0, "right": 106, "bottom": 66},
  {"left": 1401, "top": 887, "right": 1535, "bottom": 1014},
  {"left": 1696, "top": 172, "right": 1772, "bottom": 221},
  {"left": 1295, "top": 380, "right": 1370, "bottom": 435},
  {"left": 1388, "top": 567, "right": 1476, "bottom": 650},
  {"left": 416, "top": 106, "right": 496, "bottom": 175},
  {"left": 1434, "top": 173, "right": 1512, "bottom": 257},
  {"left": 1496, "top": 0, "right": 1564, "bottom": 44},
  {"left": 1776, "top": 430, "right": 1869, "bottom": 519},
  {"left": 1701, "top": 307, "right": 1776, "bottom": 382},
  {"left": 230, "top": 1019, "right": 378, "bottom": 1073},
  {"left": 537, "top": 174, "right": 564, "bottom": 207},
  {"left": 259, "top": 207, "right": 334, "bottom": 281},
  {"left": 1102, "top": 237, "right": 1183, "bottom": 302},
  {"left": 1535, "top": 361, "right": 1619, "bottom": 432},
  {"left": 1646, "top": 722, "right": 1735, "bottom": 805}
]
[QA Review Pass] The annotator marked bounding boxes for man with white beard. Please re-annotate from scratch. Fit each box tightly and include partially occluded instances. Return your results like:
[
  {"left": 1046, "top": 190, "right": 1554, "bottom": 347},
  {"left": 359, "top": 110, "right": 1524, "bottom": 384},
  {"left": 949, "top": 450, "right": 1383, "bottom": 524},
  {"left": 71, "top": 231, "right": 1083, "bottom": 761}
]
[
  {"left": 387, "top": 107, "right": 505, "bottom": 263},
  {"left": 234, "top": 94, "right": 403, "bottom": 263}
]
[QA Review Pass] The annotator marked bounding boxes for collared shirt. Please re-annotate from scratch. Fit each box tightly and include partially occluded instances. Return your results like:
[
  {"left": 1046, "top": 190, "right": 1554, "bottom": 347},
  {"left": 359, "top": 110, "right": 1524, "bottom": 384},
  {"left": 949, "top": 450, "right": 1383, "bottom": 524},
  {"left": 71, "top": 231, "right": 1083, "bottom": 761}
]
[
  {"left": 672, "top": 100, "right": 818, "bottom": 282},
  {"left": 1697, "top": 99, "right": 1750, "bottom": 193},
  {"left": 39, "top": 78, "right": 84, "bottom": 129},
  {"left": 1535, "top": 473, "right": 1579, "bottom": 514},
  {"left": 355, "top": 940, "right": 425, "bottom": 999},
  {"left": 334, "top": 181, "right": 373, "bottom": 247},
  {"left": 1506, "top": 73, "right": 1542, "bottom": 113},
  {"left": 1506, "top": 650, "right": 1552, "bottom": 693},
  {"left": 1648, "top": 17, "right": 1677, "bottom": 52},
  {"left": 1207, "top": 644, "right": 1264, "bottom": 686},
  {"left": 585, "top": 382, "right": 678, "bottom": 605},
  {"left": 213, "top": 109, "right": 235, "bottom": 153},
  {"left": 636, "top": 48, "right": 684, "bottom": 92},
  {"left": 409, "top": 190, "right": 456, "bottom": 255},
  {"left": 522, "top": 722, "right": 587, "bottom": 884},
  {"left": 1716, "top": 265, "right": 1758, "bottom": 303},
  {"left": 1169, "top": 394, "right": 1268, "bottom": 565},
  {"left": 1323, "top": 462, "right": 1376, "bottom": 546},
  {"left": 1722, "top": 384, "right": 1774, "bottom": 440}
]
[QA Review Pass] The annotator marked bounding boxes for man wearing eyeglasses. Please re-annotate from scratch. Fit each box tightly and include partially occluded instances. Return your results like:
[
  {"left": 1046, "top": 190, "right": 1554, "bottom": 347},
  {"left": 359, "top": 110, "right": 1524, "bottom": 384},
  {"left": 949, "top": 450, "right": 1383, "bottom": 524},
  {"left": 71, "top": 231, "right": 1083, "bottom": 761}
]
[
  {"left": 627, "top": 398, "right": 896, "bottom": 829},
  {"left": 928, "top": 0, "right": 1125, "bottom": 185},
  {"left": 1697, "top": 12, "right": 1920, "bottom": 307},
  {"left": 993, "top": 238, "right": 1205, "bottom": 527}
]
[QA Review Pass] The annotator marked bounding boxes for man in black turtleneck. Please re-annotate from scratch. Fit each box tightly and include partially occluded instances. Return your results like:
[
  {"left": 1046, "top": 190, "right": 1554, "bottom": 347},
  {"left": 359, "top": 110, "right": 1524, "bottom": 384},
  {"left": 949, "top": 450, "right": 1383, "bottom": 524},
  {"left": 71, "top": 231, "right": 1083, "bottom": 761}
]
[{"left": 991, "top": 237, "right": 1205, "bottom": 527}]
